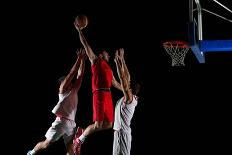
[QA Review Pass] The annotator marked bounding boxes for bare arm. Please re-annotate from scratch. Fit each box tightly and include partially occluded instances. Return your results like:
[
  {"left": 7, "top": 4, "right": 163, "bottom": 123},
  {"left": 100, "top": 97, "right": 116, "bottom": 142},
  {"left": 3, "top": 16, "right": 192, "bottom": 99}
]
[
  {"left": 114, "top": 49, "right": 133, "bottom": 103},
  {"left": 73, "top": 50, "right": 87, "bottom": 91},
  {"left": 112, "top": 75, "right": 122, "bottom": 91},
  {"left": 74, "top": 17, "right": 97, "bottom": 65},
  {"left": 118, "top": 48, "right": 131, "bottom": 82},
  {"left": 59, "top": 49, "right": 84, "bottom": 94}
]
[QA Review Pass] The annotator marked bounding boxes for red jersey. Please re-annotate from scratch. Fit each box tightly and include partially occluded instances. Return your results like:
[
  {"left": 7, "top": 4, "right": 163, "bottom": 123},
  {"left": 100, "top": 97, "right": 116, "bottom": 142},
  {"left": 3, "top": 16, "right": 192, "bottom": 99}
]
[{"left": 91, "top": 58, "right": 113, "bottom": 91}]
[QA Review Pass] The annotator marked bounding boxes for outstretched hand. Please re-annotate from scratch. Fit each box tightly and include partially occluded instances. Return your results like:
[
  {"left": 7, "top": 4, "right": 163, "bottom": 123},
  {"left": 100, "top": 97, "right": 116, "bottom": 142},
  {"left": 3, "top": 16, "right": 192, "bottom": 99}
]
[
  {"left": 76, "top": 48, "right": 86, "bottom": 59},
  {"left": 114, "top": 50, "right": 119, "bottom": 63},
  {"left": 74, "top": 16, "right": 81, "bottom": 31},
  {"left": 119, "top": 48, "right": 124, "bottom": 58},
  {"left": 118, "top": 48, "right": 124, "bottom": 60},
  {"left": 114, "top": 48, "right": 125, "bottom": 63}
]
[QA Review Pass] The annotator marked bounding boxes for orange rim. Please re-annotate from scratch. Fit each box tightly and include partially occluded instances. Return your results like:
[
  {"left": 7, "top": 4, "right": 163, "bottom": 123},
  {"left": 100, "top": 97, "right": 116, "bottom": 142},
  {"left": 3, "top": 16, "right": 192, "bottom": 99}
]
[{"left": 163, "top": 41, "right": 189, "bottom": 48}]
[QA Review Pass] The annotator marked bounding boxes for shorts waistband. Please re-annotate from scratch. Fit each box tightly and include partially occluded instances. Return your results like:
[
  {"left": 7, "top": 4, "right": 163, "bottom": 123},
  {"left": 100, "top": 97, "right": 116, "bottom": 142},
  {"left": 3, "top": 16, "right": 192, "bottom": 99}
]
[
  {"left": 56, "top": 116, "right": 73, "bottom": 121},
  {"left": 92, "top": 88, "right": 110, "bottom": 93}
]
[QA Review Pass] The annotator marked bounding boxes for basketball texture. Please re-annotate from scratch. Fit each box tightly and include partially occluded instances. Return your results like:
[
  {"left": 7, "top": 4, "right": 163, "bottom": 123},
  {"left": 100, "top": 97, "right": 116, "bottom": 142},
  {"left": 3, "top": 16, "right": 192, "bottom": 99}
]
[{"left": 75, "top": 15, "right": 88, "bottom": 29}]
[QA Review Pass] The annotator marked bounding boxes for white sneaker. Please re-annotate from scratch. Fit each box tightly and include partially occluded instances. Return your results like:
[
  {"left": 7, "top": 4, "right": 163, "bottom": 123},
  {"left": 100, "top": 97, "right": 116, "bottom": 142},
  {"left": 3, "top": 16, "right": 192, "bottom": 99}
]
[{"left": 27, "top": 150, "right": 32, "bottom": 155}]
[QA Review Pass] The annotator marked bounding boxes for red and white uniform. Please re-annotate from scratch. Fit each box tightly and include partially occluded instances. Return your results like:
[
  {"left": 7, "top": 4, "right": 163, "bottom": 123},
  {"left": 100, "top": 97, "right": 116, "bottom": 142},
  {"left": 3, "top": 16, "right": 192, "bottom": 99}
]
[{"left": 45, "top": 88, "right": 78, "bottom": 144}]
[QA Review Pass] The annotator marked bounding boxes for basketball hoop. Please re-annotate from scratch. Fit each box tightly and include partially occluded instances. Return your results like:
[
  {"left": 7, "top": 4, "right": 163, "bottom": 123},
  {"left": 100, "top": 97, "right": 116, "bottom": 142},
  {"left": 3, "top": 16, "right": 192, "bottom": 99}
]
[{"left": 163, "top": 41, "right": 190, "bottom": 66}]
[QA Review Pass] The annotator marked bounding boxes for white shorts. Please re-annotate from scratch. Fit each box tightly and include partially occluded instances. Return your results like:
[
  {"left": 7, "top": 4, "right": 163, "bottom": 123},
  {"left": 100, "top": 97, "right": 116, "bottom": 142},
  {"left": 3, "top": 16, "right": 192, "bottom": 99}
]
[
  {"left": 113, "top": 130, "right": 132, "bottom": 155},
  {"left": 45, "top": 117, "right": 76, "bottom": 145}
]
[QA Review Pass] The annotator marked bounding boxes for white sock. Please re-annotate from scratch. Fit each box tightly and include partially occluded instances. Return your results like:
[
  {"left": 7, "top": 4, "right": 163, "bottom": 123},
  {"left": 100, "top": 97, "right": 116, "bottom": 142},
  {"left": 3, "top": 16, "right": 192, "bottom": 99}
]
[
  {"left": 78, "top": 134, "right": 86, "bottom": 143},
  {"left": 30, "top": 149, "right": 36, "bottom": 155}
]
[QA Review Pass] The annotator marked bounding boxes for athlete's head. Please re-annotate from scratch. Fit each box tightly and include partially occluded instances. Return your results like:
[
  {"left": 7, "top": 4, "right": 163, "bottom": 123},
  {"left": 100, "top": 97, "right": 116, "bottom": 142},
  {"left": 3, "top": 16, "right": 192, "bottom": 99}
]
[
  {"left": 131, "top": 82, "right": 141, "bottom": 96},
  {"left": 58, "top": 75, "right": 74, "bottom": 91},
  {"left": 99, "top": 50, "right": 110, "bottom": 62},
  {"left": 58, "top": 76, "right": 66, "bottom": 85}
]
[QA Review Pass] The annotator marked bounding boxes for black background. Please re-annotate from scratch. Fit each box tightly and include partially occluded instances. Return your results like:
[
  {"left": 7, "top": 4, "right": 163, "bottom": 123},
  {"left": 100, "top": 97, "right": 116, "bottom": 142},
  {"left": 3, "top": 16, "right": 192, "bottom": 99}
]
[{"left": 3, "top": 0, "right": 232, "bottom": 154}]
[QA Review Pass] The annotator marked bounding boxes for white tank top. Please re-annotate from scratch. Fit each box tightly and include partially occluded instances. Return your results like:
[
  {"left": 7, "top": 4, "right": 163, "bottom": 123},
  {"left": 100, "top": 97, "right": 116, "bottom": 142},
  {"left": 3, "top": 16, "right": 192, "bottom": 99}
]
[
  {"left": 113, "top": 95, "right": 138, "bottom": 133},
  {"left": 52, "top": 88, "right": 78, "bottom": 121}
]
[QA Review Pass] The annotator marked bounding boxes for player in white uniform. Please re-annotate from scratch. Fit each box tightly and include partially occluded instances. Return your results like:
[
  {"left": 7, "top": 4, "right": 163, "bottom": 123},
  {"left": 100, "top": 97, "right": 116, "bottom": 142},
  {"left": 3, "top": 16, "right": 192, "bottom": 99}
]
[
  {"left": 27, "top": 49, "right": 86, "bottom": 155},
  {"left": 113, "top": 48, "right": 140, "bottom": 155}
]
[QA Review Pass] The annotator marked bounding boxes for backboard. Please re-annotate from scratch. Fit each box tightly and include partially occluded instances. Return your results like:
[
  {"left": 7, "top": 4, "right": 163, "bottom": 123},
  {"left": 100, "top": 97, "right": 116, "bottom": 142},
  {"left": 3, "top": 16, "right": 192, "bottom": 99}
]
[{"left": 188, "top": 0, "right": 232, "bottom": 63}]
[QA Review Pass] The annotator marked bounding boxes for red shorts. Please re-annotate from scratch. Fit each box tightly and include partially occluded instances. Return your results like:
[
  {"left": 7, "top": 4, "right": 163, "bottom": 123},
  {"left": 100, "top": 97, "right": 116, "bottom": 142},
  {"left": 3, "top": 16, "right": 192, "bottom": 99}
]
[{"left": 93, "top": 91, "right": 114, "bottom": 122}]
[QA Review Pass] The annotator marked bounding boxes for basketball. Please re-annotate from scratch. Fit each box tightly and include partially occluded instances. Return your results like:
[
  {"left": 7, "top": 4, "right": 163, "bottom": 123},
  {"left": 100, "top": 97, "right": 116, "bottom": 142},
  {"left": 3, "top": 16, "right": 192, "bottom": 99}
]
[{"left": 75, "top": 15, "right": 88, "bottom": 29}]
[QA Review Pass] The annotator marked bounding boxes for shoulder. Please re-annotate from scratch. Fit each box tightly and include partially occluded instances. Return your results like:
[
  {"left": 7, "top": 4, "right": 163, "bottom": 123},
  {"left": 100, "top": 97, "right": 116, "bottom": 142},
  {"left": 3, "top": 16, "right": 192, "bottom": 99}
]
[
  {"left": 134, "top": 95, "right": 139, "bottom": 101},
  {"left": 91, "top": 57, "right": 100, "bottom": 66},
  {"left": 126, "top": 95, "right": 138, "bottom": 105}
]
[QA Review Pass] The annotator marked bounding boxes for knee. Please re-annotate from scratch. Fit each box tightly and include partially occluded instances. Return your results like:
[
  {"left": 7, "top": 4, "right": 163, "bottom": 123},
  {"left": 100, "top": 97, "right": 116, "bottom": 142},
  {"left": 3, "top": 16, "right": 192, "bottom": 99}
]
[
  {"left": 94, "top": 123, "right": 103, "bottom": 130},
  {"left": 103, "top": 122, "right": 112, "bottom": 129}
]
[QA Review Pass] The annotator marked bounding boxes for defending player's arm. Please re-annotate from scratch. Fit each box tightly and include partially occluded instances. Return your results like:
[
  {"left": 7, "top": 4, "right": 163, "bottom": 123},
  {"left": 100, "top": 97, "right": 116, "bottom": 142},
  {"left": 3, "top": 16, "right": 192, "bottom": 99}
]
[
  {"left": 112, "top": 75, "right": 122, "bottom": 91},
  {"left": 73, "top": 49, "right": 86, "bottom": 91},
  {"left": 114, "top": 49, "right": 133, "bottom": 104},
  {"left": 118, "top": 48, "right": 131, "bottom": 83},
  {"left": 59, "top": 49, "right": 83, "bottom": 94},
  {"left": 74, "top": 18, "right": 97, "bottom": 65}
]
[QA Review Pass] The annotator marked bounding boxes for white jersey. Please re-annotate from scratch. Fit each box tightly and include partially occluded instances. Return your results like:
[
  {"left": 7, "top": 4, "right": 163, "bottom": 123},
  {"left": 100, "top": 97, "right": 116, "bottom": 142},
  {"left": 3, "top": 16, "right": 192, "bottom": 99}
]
[
  {"left": 113, "top": 95, "right": 138, "bottom": 133},
  {"left": 52, "top": 88, "right": 78, "bottom": 121}
]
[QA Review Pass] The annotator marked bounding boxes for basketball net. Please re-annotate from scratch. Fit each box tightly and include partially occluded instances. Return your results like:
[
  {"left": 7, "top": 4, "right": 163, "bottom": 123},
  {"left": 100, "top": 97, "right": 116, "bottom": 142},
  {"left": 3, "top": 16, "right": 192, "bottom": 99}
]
[{"left": 163, "top": 41, "right": 189, "bottom": 66}]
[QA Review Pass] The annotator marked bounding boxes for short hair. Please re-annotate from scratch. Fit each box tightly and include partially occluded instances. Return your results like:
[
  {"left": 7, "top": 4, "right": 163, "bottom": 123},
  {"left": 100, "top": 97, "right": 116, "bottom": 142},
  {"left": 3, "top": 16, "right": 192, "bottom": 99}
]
[
  {"left": 131, "top": 81, "right": 141, "bottom": 96},
  {"left": 58, "top": 76, "right": 66, "bottom": 84}
]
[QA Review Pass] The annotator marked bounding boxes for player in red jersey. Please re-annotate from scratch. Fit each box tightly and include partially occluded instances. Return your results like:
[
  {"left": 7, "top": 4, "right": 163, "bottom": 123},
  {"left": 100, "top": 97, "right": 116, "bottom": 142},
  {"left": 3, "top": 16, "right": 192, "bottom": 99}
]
[{"left": 73, "top": 17, "right": 121, "bottom": 155}]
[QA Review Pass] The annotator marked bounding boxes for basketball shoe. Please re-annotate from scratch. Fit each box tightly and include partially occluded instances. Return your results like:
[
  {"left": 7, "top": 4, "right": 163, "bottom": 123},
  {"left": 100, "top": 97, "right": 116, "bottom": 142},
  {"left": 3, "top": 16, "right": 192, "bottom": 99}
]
[{"left": 73, "top": 127, "right": 84, "bottom": 155}]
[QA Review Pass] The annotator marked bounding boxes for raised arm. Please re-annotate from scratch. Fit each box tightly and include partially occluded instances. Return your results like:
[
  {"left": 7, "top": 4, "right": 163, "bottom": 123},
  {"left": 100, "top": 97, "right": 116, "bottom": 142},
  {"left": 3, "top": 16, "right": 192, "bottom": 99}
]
[
  {"left": 112, "top": 75, "right": 122, "bottom": 91},
  {"left": 118, "top": 48, "right": 131, "bottom": 82},
  {"left": 114, "top": 49, "right": 133, "bottom": 103},
  {"left": 59, "top": 49, "right": 84, "bottom": 94},
  {"left": 74, "top": 17, "right": 97, "bottom": 65},
  {"left": 73, "top": 49, "right": 87, "bottom": 91}
]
